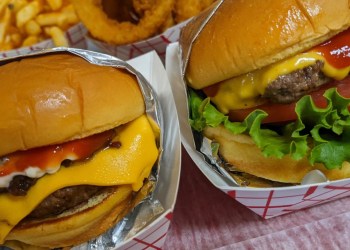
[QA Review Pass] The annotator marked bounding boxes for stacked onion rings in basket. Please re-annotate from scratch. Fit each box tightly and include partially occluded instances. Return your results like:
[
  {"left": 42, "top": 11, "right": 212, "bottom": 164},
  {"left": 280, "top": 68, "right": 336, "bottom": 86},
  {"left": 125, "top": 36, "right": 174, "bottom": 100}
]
[{"left": 72, "top": 0, "right": 217, "bottom": 45}]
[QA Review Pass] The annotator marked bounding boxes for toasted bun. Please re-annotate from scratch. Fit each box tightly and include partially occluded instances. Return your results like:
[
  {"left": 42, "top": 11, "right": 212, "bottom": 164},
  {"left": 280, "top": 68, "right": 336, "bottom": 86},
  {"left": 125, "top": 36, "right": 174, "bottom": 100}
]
[
  {"left": 204, "top": 126, "right": 350, "bottom": 184},
  {"left": 5, "top": 186, "right": 133, "bottom": 249},
  {"left": 181, "top": 0, "right": 350, "bottom": 89},
  {"left": 0, "top": 53, "right": 145, "bottom": 156},
  {"left": 5, "top": 181, "right": 154, "bottom": 249}
]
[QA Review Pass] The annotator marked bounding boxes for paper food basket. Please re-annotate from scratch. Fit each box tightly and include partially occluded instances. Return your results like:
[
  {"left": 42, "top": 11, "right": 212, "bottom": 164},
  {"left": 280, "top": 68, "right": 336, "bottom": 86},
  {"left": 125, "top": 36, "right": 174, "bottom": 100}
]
[
  {"left": 166, "top": 42, "right": 350, "bottom": 219},
  {"left": 112, "top": 51, "right": 181, "bottom": 249},
  {"left": 87, "top": 21, "right": 189, "bottom": 61}
]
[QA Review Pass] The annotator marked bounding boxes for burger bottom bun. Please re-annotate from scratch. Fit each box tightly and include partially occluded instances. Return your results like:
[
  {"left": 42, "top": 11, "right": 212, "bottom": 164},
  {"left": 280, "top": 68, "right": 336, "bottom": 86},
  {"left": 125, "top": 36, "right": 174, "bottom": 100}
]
[
  {"left": 5, "top": 185, "right": 135, "bottom": 249},
  {"left": 204, "top": 126, "right": 350, "bottom": 184}
]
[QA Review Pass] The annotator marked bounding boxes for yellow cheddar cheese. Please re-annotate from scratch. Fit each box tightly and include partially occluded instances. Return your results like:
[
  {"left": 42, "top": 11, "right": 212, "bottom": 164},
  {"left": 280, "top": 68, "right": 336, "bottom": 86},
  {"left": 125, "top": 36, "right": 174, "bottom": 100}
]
[
  {"left": 0, "top": 115, "right": 159, "bottom": 244},
  {"left": 210, "top": 52, "right": 350, "bottom": 112}
]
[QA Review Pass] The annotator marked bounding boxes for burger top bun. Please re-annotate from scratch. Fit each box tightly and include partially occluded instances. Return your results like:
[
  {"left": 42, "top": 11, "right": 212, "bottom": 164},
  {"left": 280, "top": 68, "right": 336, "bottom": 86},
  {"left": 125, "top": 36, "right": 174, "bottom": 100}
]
[
  {"left": 0, "top": 53, "right": 145, "bottom": 156},
  {"left": 181, "top": 0, "right": 350, "bottom": 89}
]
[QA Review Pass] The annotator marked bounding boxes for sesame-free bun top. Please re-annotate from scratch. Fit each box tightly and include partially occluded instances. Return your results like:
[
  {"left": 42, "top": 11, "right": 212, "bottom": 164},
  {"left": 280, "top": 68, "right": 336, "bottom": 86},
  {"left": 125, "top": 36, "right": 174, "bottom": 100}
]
[
  {"left": 0, "top": 53, "right": 145, "bottom": 156},
  {"left": 181, "top": 0, "right": 350, "bottom": 89}
]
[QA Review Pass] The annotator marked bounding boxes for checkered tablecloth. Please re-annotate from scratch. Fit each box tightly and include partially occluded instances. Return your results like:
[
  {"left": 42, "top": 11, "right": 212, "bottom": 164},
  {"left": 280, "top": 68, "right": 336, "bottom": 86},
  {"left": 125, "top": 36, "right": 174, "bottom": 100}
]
[{"left": 163, "top": 147, "right": 350, "bottom": 249}]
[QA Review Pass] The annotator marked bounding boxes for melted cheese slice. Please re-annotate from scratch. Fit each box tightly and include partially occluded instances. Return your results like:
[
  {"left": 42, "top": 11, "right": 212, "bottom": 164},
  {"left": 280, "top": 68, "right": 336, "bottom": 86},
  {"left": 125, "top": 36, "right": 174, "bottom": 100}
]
[
  {"left": 210, "top": 52, "right": 350, "bottom": 112},
  {"left": 0, "top": 115, "right": 159, "bottom": 244}
]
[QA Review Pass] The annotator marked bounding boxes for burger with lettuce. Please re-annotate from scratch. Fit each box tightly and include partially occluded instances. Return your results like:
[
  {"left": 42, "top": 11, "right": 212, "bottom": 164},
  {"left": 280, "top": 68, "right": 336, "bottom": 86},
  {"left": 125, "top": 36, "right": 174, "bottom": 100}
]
[{"left": 180, "top": 0, "right": 350, "bottom": 185}]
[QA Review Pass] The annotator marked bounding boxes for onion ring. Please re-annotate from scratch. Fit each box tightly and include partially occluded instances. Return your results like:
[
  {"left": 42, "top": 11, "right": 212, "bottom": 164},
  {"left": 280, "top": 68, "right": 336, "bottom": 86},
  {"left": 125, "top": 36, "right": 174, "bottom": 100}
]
[
  {"left": 132, "top": 0, "right": 175, "bottom": 33},
  {"left": 132, "top": 0, "right": 153, "bottom": 15},
  {"left": 72, "top": 0, "right": 175, "bottom": 45},
  {"left": 174, "top": 0, "right": 216, "bottom": 23}
]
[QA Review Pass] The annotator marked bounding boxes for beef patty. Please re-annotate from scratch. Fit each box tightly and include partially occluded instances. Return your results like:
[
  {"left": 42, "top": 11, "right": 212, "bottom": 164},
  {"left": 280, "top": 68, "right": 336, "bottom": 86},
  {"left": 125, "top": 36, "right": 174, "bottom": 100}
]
[
  {"left": 27, "top": 185, "right": 107, "bottom": 219},
  {"left": 0, "top": 175, "right": 107, "bottom": 219},
  {"left": 263, "top": 60, "right": 329, "bottom": 103}
]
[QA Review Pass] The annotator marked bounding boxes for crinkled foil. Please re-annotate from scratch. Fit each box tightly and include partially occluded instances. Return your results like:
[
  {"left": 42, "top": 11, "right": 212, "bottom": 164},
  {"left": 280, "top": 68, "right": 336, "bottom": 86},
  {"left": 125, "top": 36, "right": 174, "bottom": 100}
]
[
  {"left": 178, "top": 0, "right": 239, "bottom": 187},
  {"left": 0, "top": 47, "right": 165, "bottom": 249},
  {"left": 179, "top": 0, "right": 223, "bottom": 77}
]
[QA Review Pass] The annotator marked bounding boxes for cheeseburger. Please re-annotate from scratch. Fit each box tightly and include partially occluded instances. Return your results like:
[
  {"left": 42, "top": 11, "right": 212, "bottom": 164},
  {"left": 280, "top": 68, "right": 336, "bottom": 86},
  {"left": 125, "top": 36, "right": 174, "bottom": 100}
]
[
  {"left": 180, "top": 0, "right": 350, "bottom": 185},
  {"left": 0, "top": 53, "right": 160, "bottom": 248}
]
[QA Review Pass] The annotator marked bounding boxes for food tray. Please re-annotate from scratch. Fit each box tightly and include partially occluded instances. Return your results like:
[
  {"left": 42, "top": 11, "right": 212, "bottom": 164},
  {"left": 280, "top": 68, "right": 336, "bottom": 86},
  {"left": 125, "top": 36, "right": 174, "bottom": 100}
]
[{"left": 166, "top": 42, "right": 350, "bottom": 219}]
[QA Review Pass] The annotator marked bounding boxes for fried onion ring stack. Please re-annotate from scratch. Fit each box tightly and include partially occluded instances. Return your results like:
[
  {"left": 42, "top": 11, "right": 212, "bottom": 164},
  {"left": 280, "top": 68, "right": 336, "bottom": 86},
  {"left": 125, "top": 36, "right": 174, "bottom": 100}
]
[{"left": 72, "top": 0, "right": 217, "bottom": 45}]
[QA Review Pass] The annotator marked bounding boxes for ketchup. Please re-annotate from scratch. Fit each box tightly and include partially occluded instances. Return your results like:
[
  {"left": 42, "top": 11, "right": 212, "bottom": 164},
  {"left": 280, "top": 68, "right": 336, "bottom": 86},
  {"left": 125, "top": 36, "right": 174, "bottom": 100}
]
[
  {"left": 313, "top": 28, "right": 350, "bottom": 69},
  {"left": 203, "top": 83, "right": 219, "bottom": 97},
  {"left": 0, "top": 130, "right": 115, "bottom": 177}
]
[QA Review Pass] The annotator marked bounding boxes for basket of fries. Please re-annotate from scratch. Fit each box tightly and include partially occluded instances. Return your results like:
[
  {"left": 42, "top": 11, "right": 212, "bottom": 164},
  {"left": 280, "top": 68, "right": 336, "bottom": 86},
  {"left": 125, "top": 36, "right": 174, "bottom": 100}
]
[
  {"left": 72, "top": 0, "right": 218, "bottom": 60},
  {"left": 0, "top": 0, "right": 87, "bottom": 58}
]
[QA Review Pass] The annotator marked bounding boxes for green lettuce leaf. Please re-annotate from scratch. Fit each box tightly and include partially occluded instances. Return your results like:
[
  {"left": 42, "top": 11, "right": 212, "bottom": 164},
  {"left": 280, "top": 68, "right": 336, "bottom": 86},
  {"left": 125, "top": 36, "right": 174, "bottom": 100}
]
[{"left": 188, "top": 87, "right": 350, "bottom": 170}]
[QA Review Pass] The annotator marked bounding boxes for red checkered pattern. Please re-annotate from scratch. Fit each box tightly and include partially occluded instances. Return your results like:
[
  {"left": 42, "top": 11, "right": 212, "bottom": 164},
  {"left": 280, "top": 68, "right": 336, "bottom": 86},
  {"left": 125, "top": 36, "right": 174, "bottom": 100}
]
[
  {"left": 89, "top": 21, "right": 188, "bottom": 61},
  {"left": 118, "top": 211, "right": 173, "bottom": 250},
  {"left": 224, "top": 178, "right": 350, "bottom": 219},
  {"left": 0, "top": 23, "right": 88, "bottom": 58}
]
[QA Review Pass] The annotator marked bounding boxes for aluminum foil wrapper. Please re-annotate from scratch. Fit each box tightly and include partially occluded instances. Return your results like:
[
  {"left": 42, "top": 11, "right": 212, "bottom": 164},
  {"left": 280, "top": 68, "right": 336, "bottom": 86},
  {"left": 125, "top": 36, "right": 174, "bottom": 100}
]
[
  {"left": 179, "top": 0, "right": 223, "bottom": 76},
  {"left": 177, "top": 0, "right": 329, "bottom": 187},
  {"left": 177, "top": 0, "right": 245, "bottom": 187},
  {"left": 0, "top": 47, "right": 165, "bottom": 249}
]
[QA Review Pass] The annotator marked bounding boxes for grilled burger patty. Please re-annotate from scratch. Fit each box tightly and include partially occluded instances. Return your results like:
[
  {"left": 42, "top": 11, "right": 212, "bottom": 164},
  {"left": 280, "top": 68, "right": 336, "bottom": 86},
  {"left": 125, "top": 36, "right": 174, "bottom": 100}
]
[
  {"left": 27, "top": 185, "right": 108, "bottom": 219},
  {"left": 263, "top": 61, "right": 329, "bottom": 103},
  {"left": 0, "top": 176, "right": 107, "bottom": 220}
]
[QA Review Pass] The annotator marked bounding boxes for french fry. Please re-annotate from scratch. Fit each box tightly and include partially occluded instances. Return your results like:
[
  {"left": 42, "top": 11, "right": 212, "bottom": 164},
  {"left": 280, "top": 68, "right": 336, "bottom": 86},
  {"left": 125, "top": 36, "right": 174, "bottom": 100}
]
[
  {"left": 7, "top": 25, "right": 23, "bottom": 46},
  {"left": 36, "top": 12, "right": 62, "bottom": 26},
  {"left": 8, "top": 0, "right": 29, "bottom": 13},
  {"left": 45, "top": 26, "right": 68, "bottom": 46},
  {"left": 0, "top": 0, "right": 11, "bottom": 16},
  {"left": 21, "top": 34, "right": 39, "bottom": 46},
  {"left": 0, "top": 0, "right": 79, "bottom": 51},
  {"left": 36, "top": 4, "right": 78, "bottom": 28},
  {"left": 0, "top": 8, "right": 11, "bottom": 43},
  {"left": 16, "top": 0, "right": 43, "bottom": 27},
  {"left": 0, "top": 41, "right": 14, "bottom": 51},
  {"left": 25, "top": 19, "right": 41, "bottom": 35},
  {"left": 10, "top": 32, "right": 22, "bottom": 47},
  {"left": 46, "top": 0, "right": 62, "bottom": 11},
  {"left": 59, "top": 4, "right": 79, "bottom": 27},
  {"left": 0, "top": 33, "right": 13, "bottom": 50}
]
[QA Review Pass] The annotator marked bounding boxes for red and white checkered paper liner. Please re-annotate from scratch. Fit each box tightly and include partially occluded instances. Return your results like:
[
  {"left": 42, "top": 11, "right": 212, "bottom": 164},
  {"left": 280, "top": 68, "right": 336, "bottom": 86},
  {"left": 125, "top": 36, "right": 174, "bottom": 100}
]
[
  {"left": 0, "top": 23, "right": 87, "bottom": 58},
  {"left": 87, "top": 21, "right": 189, "bottom": 61},
  {"left": 166, "top": 42, "right": 350, "bottom": 219},
  {"left": 117, "top": 212, "right": 173, "bottom": 250},
  {"left": 223, "top": 179, "right": 350, "bottom": 219}
]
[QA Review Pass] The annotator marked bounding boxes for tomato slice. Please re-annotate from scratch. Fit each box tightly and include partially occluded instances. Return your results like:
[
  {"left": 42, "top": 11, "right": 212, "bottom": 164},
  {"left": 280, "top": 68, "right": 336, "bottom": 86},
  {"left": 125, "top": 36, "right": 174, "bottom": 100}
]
[{"left": 228, "top": 76, "right": 350, "bottom": 124}]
